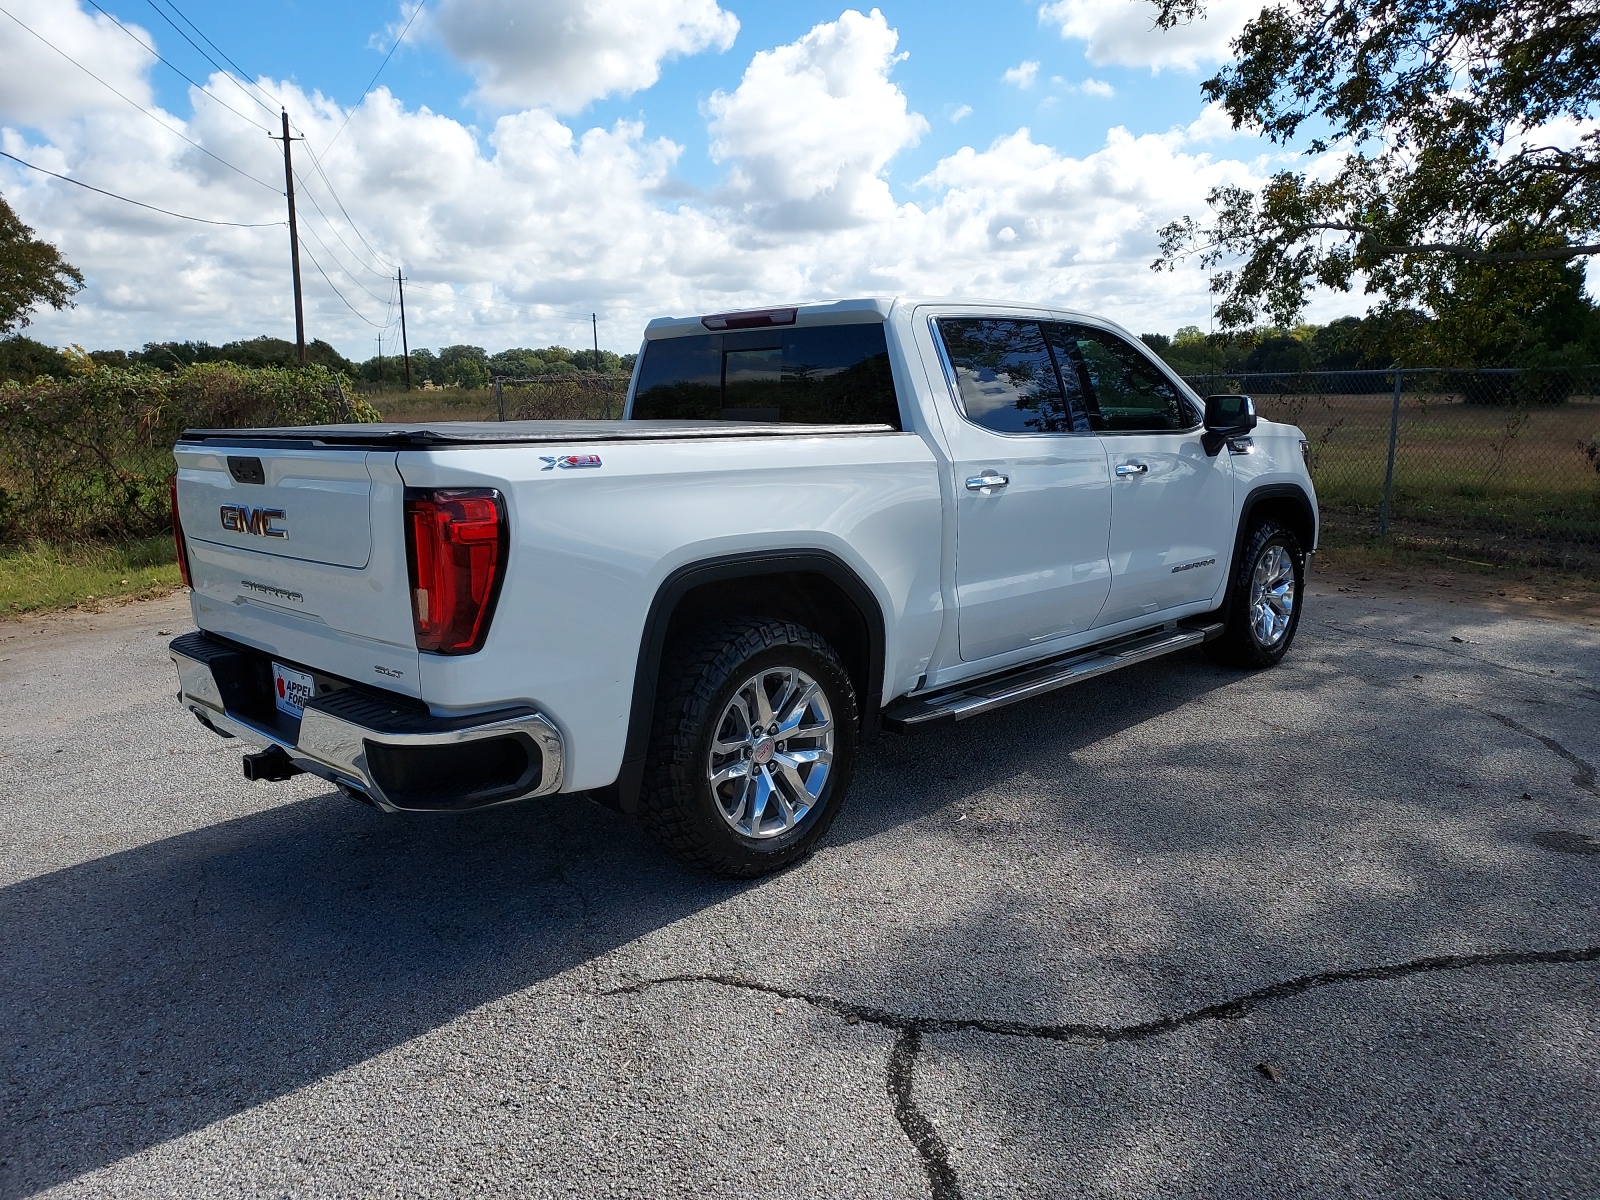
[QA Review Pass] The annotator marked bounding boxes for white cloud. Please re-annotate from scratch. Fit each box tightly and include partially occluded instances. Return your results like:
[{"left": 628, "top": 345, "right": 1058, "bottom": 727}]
[
  {"left": 431, "top": 0, "right": 738, "bottom": 112},
  {"left": 1039, "top": 0, "right": 1257, "bottom": 71},
  {"left": 1182, "top": 100, "right": 1242, "bottom": 142},
  {"left": 4, "top": 3, "right": 1327, "bottom": 357},
  {"left": 949, "top": 104, "right": 973, "bottom": 124},
  {"left": 0, "top": 0, "right": 158, "bottom": 127},
  {"left": 1076, "top": 78, "right": 1115, "bottom": 98},
  {"left": 1002, "top": 60, "right": 1040, "bottom": 89},
  {"left": 706, "top": 8, "right": 928, "bottom": 230}
]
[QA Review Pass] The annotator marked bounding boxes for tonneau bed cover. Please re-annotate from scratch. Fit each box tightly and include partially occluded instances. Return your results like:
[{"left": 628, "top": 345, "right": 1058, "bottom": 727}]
[{"left": 177, "top": 419, "right": 899, "bottom": 450}]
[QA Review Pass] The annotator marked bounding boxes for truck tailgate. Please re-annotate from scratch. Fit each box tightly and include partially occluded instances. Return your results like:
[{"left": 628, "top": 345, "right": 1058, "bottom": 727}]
[{"left": 174, "top": 444, "right": 420, "bottom": 696}]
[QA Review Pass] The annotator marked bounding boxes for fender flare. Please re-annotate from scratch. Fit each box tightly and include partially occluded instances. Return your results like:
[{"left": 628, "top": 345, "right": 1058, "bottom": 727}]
[
  {"left": 603, "top": 549, "right": 887, "bottom": 812},
  {"left": 1218, "top": 482, "right": 1318, "bottom": 614}
]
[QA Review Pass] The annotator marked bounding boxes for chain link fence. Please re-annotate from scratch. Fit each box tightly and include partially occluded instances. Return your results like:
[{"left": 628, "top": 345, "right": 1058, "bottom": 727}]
[
  {"left": 492, "top": 373, "right": 629, "bottom": 421},
  {"left": 1182, "top": 367, "right": 1600, "bottom": 572}
]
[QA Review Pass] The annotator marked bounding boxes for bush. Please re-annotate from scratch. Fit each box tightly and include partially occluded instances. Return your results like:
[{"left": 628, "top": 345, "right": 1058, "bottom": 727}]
[
  {"left": 502, "top": 374, "right": 626, "bottom": 420},
  {"left": 0, "top": 362, "right": 378, "bottom": 543}
]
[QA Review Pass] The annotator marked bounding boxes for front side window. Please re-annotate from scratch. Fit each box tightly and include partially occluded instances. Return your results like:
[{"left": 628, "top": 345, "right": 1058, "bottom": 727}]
[
  {"left": 631, "top": 323, "right": 900, "bottom": 427},
  {"left": 1064, "top": 324, "right": 1196, "bottom": 432},
  {"left": 936, "top": 318, "right": 1089, "bottom": 434}
]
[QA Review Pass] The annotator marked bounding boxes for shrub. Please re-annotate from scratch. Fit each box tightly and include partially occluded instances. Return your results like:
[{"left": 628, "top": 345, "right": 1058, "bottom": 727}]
[{"left": 0, "top": 362, "right": 378, "bottom": 543}]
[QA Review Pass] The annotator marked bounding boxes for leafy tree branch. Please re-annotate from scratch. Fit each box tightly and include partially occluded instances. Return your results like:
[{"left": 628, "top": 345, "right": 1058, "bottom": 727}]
[{"left": 1150, "top": 0, "right": 1600, "bottom": 354}]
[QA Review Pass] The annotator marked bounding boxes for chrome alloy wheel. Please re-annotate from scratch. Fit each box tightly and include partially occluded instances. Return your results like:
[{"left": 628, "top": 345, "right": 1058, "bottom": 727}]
[
  {"left": 707, "top": 666, "right": 835, "bottom": 840},
  {"left": 1249, "top": 543, "right": 1296, "bottom": 648}
]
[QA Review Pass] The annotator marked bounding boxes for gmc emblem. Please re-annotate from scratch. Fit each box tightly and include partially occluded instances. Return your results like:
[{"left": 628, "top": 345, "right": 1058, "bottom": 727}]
[{"left": 220, "top": 503, "right": 288, "bottom": 538}]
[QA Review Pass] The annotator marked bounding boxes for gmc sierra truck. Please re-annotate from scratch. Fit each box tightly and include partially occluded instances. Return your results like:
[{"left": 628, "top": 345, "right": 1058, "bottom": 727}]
[{"left": 169, "top": 298, "right": 1316, "bottom": 876}]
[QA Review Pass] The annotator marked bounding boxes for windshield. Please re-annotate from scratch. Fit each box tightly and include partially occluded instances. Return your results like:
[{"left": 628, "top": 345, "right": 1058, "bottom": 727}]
[{"left": 630, "top": 322, "right": 901, "bottom": 428}]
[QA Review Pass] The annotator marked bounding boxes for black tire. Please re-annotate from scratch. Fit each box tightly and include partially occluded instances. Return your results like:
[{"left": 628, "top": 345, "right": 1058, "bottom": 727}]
[
  {"left": 1207, "top": 520, "right": 1305, "bottom": 669},
  {"left": 639, "top": 617, "right": 858, "bottom": 877}
]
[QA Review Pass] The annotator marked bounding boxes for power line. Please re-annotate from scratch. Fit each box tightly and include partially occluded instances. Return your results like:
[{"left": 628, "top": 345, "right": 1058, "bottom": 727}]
[
  {"left": 80, "top": 0, "right": 271, "bottom": 133},
  {"left": 124, "top": 0, "right": 403, "bottom": 287},
  {"left": 0, "top": 3, "right": 282, "bottom": 194},
  {"left": 289, "top": 171, "right": 394, "bottom": 279},
  {"left": 141, "top": 0, "right": 282, "bottom": 119},
  {"left": 326, "top": 1, "right": 423, "bottom": 151},
  {"left": 394, "top": 278, "right": 599, "bottom": 323},
  {"left": 126, "top": 0, "right": 412, "bottom": 296},
  {"left": 0, "top": 149, "right": 283, "bottom": 227},
  {"left": 118, "top": 0, "right": 415, "bottom": 326},
  {"left": 300, "top": 238, "right": 392, "bottom": 329},
  {"left": 296, "top": 140, "right": 396, "bottom": 268},
  {"left": 297, "top": 220, "right": 398, "bottom": 306}
]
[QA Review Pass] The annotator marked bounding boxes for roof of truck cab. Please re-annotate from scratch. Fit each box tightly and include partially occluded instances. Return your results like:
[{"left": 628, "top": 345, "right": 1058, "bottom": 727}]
[
  {"left": 642, "top": 297, "right": 895, "bottom": 339},
  {"left": 640, "top": 296, "right": 1119, "bottom": 340}
]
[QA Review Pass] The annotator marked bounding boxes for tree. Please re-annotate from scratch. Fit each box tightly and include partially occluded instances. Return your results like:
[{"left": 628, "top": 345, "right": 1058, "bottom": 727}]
[
  {"left": 1152, "top": 0, "right": 1600, "bottom": 351},
  {"left": 0, "top": 194, "right": 84, "bottom": 334},
  {"left": 0, "top": 334, "right": 73, "bottom": 384},
  {"left": 437, "top": 344, "right": 489, "bottom": 388}
]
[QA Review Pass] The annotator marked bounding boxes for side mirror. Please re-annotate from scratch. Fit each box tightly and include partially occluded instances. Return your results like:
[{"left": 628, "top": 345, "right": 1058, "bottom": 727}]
[{"left": 1202, "top": 394, "right": 1256, "bottom": 456}]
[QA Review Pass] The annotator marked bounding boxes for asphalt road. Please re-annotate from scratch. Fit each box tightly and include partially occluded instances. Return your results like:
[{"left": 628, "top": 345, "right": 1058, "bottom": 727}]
[{"left": 2, "top": 578, "right": 1597, "bottom": 1199}]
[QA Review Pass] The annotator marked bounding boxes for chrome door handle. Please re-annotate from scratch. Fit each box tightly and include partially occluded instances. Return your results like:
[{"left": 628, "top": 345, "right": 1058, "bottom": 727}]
[
  {"left": 1115, "top": 462, "right": 1149, "bottom": 477},
  {"left": 965, "top": 471, "right": 1010, "bottom": 493}
]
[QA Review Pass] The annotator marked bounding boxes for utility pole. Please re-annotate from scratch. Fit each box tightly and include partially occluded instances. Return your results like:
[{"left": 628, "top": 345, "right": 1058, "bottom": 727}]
[
  {"left": 398, "top": 268, "right": 412, "bottom": 390},
  {"left": 376, "top": 334, "right": 383, "bottom": 386},
  {"left": 271, "top": 111, "right": 307, "bottom": 364},
  {"left": 592, "top": 312, "right": 600, "bottom": 372}
]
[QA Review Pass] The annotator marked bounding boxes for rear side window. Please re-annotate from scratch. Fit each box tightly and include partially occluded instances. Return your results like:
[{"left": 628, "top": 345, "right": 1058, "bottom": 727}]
[
  {"left": 935, "top": 317, "right": 1090, "bottom": 434},
  {"left": 631, "top": 323, "right": 900, "bottom": 428}
]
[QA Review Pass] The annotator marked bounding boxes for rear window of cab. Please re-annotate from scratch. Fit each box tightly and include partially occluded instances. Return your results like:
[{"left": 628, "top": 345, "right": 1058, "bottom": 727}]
[{"left": 630, "top": 323, "right": 901, "bottom": 428}]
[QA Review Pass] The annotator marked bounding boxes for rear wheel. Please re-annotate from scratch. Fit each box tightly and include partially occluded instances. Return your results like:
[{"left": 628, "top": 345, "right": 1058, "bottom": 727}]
[
  {"left": 1207, "top": 520, "right": 1305, "bottom": 668},
  {"left": 639, "top": 617, "right": 858, "bottom": 877}
]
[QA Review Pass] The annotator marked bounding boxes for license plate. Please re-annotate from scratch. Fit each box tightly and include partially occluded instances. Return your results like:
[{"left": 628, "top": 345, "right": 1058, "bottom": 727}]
[{"left": 272, "top": 662, "right": 315, "bottom": 718}]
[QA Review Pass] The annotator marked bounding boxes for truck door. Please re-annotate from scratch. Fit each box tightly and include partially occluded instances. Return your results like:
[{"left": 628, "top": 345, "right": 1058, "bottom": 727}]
[
  {"left": 931, "top": 316, "right": 1113, "bottom": 663},
  {"left": 1055, "top": 322, "right": 1235, "bottom": 628}
]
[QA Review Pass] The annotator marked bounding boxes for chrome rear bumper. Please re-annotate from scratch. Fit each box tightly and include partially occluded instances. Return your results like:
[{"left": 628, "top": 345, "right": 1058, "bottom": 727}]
[{"left": 170, "top": 632, "right": 564, "bottom": 812}]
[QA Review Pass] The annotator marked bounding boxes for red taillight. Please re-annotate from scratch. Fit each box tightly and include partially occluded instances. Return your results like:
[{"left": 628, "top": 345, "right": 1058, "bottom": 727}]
[
  {"left": 404, "top": 489, "right": 507, "bottom": 654},
  {"left": 170, "top": 474, "right": 193, "bottom": 589}
]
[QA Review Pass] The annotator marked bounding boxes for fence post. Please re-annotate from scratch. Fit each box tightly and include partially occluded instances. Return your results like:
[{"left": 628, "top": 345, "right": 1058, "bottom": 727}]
[
  {"left": 493, "top": 377, "right": 504, "bottom": 422},
  {"left": 1378, "top": 367, "right": 1402, "bottom": 537}
]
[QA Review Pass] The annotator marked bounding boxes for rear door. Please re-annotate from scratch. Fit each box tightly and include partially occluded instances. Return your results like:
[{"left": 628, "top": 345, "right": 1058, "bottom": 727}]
[
  {"left": 931, "top": 316, "right": 1113, "bottom": 662},
  {"left": 1055, "top": 323, "right": 1235, "bottom": 628},
  {"left": 174, "top": 444, "right": 421, "bottom": 694}
]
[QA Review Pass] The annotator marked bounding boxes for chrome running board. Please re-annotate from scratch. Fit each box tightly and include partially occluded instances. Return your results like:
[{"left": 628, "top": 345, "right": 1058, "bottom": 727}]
[{"left": 881, "top": 621, "right": 1223, "bottom": 733}]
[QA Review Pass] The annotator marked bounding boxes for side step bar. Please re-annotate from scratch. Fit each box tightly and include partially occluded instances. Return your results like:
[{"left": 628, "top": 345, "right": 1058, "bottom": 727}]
[{"left": 881, "top": 621, "right": 1224, "bottom": 733}]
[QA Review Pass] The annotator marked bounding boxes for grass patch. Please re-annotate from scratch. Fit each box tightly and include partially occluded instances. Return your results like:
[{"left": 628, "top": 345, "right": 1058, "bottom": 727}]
[
  {"left": 0, "top": 536, "right": 182, "bottom": 618},
  {"left": 368, "top": 388, "right": 498, "bottom": 423}
]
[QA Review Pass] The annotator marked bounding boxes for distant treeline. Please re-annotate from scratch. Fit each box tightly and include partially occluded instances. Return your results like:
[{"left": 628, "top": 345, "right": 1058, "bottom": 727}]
[
  {"left": 5, "top": 290, "right": 1598, "bottom": 389},
  {"left": 1142, "top": 290, "right": 1600, "bottom": 376},
  {"left": 0, "top": 334, "right": 635, "bottom": 388}
]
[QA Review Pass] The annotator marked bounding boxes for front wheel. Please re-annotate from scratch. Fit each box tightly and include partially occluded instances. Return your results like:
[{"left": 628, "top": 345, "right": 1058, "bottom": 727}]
[
  {"left": 1207, "top": 520, "right": 1305, "bottom": 668},
  {"left": 639, "top": 617, "right": 858, "bottom": 877}
]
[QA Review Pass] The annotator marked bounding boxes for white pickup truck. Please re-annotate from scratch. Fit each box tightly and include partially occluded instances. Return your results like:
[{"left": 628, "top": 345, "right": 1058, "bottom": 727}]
[{"left": 170, "top": 298, "right": 1316, "bottom": 876}]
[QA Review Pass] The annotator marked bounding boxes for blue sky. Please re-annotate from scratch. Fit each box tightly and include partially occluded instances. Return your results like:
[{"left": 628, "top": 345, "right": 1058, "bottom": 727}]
[
  {"left": 119, "top": 1, "right": 1215, "bottom": 187},
  {"left": 2, "top": 0, "right": 1286, "bottom": 356}
]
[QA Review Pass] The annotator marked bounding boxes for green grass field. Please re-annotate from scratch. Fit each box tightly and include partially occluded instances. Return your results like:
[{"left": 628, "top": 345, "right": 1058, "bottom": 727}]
[
  {"left": 368, "top": 388, "right": 499, "bottom": 423},
  {"left": 0, "top": 536, "right": 182, "bottom": 618},
  {"left": 1255, "top": 391, "right": 1600, "bottom": 571}
]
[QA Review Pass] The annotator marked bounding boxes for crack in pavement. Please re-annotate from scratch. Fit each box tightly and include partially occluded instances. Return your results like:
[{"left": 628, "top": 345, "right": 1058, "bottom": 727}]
[
  {"left": 604, "top": 946, "right": 1600, "bottom": 1200},
  {"left": 887, "top": 1026, "right": 961, "bottom": 1200},
  {"left": 1482, "top": 709, "right": 1600, "bottom": 797}
]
